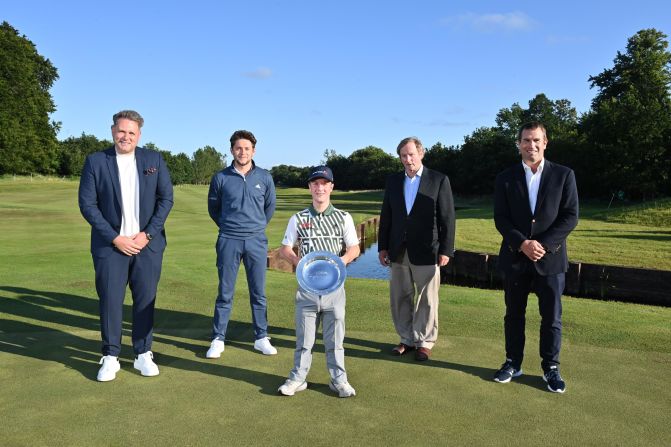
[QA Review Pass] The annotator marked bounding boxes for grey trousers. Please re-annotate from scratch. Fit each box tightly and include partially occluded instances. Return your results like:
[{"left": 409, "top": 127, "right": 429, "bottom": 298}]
[
  {"left": 390, "top": 251, "right": 441, "bottom": 349},
  {"left": 288, "top": 286, "right": 348, "bottom": 385}
]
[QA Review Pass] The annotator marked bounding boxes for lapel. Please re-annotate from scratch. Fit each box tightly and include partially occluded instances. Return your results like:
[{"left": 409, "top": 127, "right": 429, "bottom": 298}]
[
  {"left": 534, "top": 160, "right": 552, "bottom": 215},
  {"left": 395, "top": 172, "right": 408, "bottom": 217},
  {"left": 135, "top": 148, "right": 146, "bottom": 223},
  {"left": 105, "top": 147, "right": 123, "bottom": 209},
  {"left": 513, "top": 164, "right": 532, "bottom": 218},
  {"left": 410, "top": 167, "right": 431, "bottom": 216}
]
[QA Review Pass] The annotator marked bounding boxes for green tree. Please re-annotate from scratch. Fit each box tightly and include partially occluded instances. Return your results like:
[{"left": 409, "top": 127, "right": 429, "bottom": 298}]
[
  {"left": 457, "top": 127, "right": 518, "bottom": 195},
  {"left": 345, "top": 146, "right": 400, "bottom": 190},
  {"left": 456, "top": 94, "right": 580, "bottom": 195},
  {"left": 148, "top": 143, "right": 197, "bottom": 185},
  {"left": 322, "top": 147, "right": 400, "bottom": 190},
  {"left": 0, "top": 22, "right": 60, "bottom": 174},
  {"left": 161, "top": 151, "right": 193, "bottom": 185},
  {"left": 322, "top": 149, "right": 351, "bottom": 189},
  {"left": 270, "top": 164, "right": 309, "bottom": 187},
  {"left": 581, "top": 28, "right": 671, "bottom": 198},
  {"left": 495, "top": 93, "right": 578, "bottom": 142},
  {"left": 423, "top": 141, "right": 460, "bottom": 181},
  {"left": 192, "top": 145, "right": 226, "bottom": 184},
  {"left": 58, "top": 133, "right": 111, "bottom": 176}
]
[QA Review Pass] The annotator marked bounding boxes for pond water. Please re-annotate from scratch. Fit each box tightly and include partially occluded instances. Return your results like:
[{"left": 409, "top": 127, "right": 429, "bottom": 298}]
[{"left": 346, "top": 241, "right": 390, "bottom": 280}]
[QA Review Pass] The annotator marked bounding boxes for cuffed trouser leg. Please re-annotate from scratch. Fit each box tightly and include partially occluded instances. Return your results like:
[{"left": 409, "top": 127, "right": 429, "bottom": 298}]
[
  {"left": 390, "top": 251, "right": 440, "bottom": 349},
  {"left": 289, "top": 289, "right": 319, "bottom": 383},
  {"left": 242, "top": 235, "right": 269, "bottom": 340},
  {"left": 503, "top": 269, "right": 532, "bottom": 370},
  {"left": 390, "top": 258, "right": 415, "bottom": 346},
  {"left": 321, "top": 287, "right": 347, "bottom": 384},
  {"left": 94, "top": 251, "right": 130, "bottom": 357},
  {"left": 212, "top": 236, "right": 242, "bottom": 340},
  {"left": 128, "top": 248, "right": 163, "bottom": 355},
  {"left": 536, "top": 272, "right": 564, "bottom": 371}
]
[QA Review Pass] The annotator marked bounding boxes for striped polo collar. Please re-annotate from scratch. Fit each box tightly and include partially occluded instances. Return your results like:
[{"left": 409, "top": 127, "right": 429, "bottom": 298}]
[{"left": 309, "top": 203, "right": 335, "bottom": 217}]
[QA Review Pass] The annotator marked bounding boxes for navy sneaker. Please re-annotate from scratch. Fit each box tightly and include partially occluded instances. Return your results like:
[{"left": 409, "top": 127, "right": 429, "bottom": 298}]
[
  {"left": 543, "top": 366, "right": 566, "bottom": 393},
  {"left": 493, "top": 359, "right": 522, "bottom": 383}
]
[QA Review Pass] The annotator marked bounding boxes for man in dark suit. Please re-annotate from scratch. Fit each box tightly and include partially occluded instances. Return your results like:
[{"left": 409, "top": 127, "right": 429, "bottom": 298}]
[
  {"left": 378, "top": 136, "right": 455, "bottom": 361},
  {"left": 493, "top": 121, "right": 578, "bottom": 393},
  {"left": 79, "top": 110, "right": 173, "bottom": 382}
]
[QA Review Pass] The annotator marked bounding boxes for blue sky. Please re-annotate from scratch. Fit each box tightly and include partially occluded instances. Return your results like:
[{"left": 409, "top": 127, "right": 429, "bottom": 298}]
[{"left": 4, "top": 1, "right": 670, "bottom": 169}]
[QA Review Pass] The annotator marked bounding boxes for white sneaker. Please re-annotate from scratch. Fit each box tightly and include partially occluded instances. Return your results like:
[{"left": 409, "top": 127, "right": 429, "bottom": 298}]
[
  {"left": 97, "top": 355, "right": 120, "bottom": 382},
  {"left": 329, "top": 380, "right": 356, "bottom": 398},
  {"left": 133, "top": 351, "right": 159, "bottom": 377},
  {"left": 253, "top": 337, "right": 277, "bottom": 355},
  {"left": 206, "top": 339, "right": 225, "bottom": 358},
  {"left": 278, "top": 379, "right": 308, "bottom": 396}
]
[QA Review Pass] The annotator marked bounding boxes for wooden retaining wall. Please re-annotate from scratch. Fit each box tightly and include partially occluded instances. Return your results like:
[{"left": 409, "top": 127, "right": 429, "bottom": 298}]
[{"left": 441, "top": 252, "right": 671, "bottom": 306}]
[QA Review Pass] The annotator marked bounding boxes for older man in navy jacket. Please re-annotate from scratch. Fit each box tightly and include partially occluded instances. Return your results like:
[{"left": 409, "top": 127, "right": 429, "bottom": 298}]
[
  {"left": 493, "top": 122, "right": 578, "bottom": 393},
  {"left": 79, "top": 110, "right": 173, "bottom": 382}
]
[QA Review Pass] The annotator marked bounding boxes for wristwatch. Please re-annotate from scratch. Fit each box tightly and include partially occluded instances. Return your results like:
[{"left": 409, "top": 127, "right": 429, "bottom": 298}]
[{"left": 146, "top": 232, "right": 153, "bottom": 240}]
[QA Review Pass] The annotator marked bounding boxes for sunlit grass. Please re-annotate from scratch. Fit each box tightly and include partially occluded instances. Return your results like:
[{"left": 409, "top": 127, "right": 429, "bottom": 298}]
[{"left": 1, "top": 177, "right": 669, "bottom": 446}]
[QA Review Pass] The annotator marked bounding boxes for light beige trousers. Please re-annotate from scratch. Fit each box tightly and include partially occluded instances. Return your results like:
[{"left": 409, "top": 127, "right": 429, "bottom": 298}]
[{"left": 390, "top": 251, "right": 441, "bottom": 349}]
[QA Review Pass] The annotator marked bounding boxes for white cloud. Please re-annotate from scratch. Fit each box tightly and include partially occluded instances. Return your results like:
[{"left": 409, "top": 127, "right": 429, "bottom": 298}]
[
  {"left": 441, "top": 11, "right": 536, "bottom": 32},
  {"left": 242, "top": 67, "right": 273, "bottom": 79}
]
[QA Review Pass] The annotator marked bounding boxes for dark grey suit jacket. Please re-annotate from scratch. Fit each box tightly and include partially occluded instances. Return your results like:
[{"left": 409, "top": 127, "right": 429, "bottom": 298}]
[
  {"left": 378, "top": 167, "right": 455, "bottom": 265},
  {"left": 78, "top": 146, "right": 174, "bottom": 259},
  {"left": 494, "top": 160, "right": 578, "bottom": 276}
]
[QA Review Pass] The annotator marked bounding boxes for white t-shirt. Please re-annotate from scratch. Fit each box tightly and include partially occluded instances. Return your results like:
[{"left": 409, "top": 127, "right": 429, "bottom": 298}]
[{"left": 116, "top": 151, "right": 140, "bottom": 237}]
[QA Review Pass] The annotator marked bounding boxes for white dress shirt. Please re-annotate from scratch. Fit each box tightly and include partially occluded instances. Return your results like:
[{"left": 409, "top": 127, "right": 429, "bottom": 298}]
[
  {"left": 523, "top": 159, "right": 545, "bottom": 215},
  {"left": 404, "top": 165, "right": 423, "bottom": 215}
]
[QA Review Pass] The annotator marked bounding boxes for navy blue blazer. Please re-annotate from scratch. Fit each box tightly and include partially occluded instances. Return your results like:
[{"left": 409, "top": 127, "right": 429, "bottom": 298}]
[
  {"left": 378, "top": 167, "right": 456, "bottom": 266},
  {"left": 79, "top": 146, "right": 174, "bottom": 258},
  {"left": 494, "top": 160, "right": 578, "bottom": 276}
]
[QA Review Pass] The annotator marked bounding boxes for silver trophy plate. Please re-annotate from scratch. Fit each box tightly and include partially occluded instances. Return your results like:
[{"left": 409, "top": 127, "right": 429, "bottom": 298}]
[{"left": 296, "top": 251, "right": 347, "bottom": 295}]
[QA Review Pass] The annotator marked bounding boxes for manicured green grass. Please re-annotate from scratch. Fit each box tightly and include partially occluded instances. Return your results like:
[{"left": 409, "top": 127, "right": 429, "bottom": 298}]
[
  {"left": 1, "top": 178, "right": 670, "bottom": 446},
  {"left": 593, "top": 197, "right": 671, "bottom": 227},
  {"left": 455, "top": 196, "right": 671, "bottom": 270}
]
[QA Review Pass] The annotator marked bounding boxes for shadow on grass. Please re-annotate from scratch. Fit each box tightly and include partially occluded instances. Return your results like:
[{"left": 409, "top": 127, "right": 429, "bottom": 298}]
[
  {"left": 0, "top": 318, "right": 102, "bottom": 381},
  {"left": 0, "top": 286, "right": 286, "bottom": 392},
  {"left": 0, "top": 285, "right": 546, "bottom": 392}
]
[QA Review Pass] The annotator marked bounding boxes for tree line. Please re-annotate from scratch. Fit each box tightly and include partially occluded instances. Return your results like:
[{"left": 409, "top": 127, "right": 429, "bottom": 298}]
[
  {"left": 57, "top": 133, "right": 227, "bottom": 185},
  {"left": 274, "top": 29, "right": 671, "bottom": 200},
  {"left": 1, "top": 21, "right": 670, "bottom": 198}
]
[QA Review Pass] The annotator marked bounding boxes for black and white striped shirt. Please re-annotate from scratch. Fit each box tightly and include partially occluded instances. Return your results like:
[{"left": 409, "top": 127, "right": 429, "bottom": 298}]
[{"left": 282, "top": 204, "right": 359, "bottom": 257}]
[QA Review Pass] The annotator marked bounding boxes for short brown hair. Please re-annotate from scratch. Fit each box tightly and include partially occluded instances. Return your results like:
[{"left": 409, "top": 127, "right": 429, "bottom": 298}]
[
  {"left": 517, "top": 122, "right": 547, "bottom": 141},
  {"left": 396, "top": 136, "right": 424, "bottom": 155},
  {"left": 230, "top": 130, "right": 257, "bottom": 148},
  {"left": 112, "top": 110, "right": 144, "bottom": 128}
]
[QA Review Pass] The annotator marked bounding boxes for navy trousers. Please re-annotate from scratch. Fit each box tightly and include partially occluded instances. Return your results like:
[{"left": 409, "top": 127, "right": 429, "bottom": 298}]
[
  {"left": 93, "top": 248, "right": 163, "bottom": 356},
  {"left": 503, "top": 263, "right": 564, "bottom": 372},
  {"left": 212, "top": 235, "right": 269, "bottom": 341}
]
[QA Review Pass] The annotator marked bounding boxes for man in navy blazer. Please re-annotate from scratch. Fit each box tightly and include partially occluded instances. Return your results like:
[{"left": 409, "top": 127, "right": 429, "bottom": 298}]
[
  {"left": 378, "top": 136, "right": 455, "bottom": 361},
  {"left": 493, "top": 122, "right": 578, "bottom": 393},
  {"left": 79, "top": 110, "right": 173, "bottom": 382}
]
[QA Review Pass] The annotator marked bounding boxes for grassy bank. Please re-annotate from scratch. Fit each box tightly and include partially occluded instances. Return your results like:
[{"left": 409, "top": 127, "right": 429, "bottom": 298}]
[{"left": 0, "top": 178, "right": 670, "bottom": 446}]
